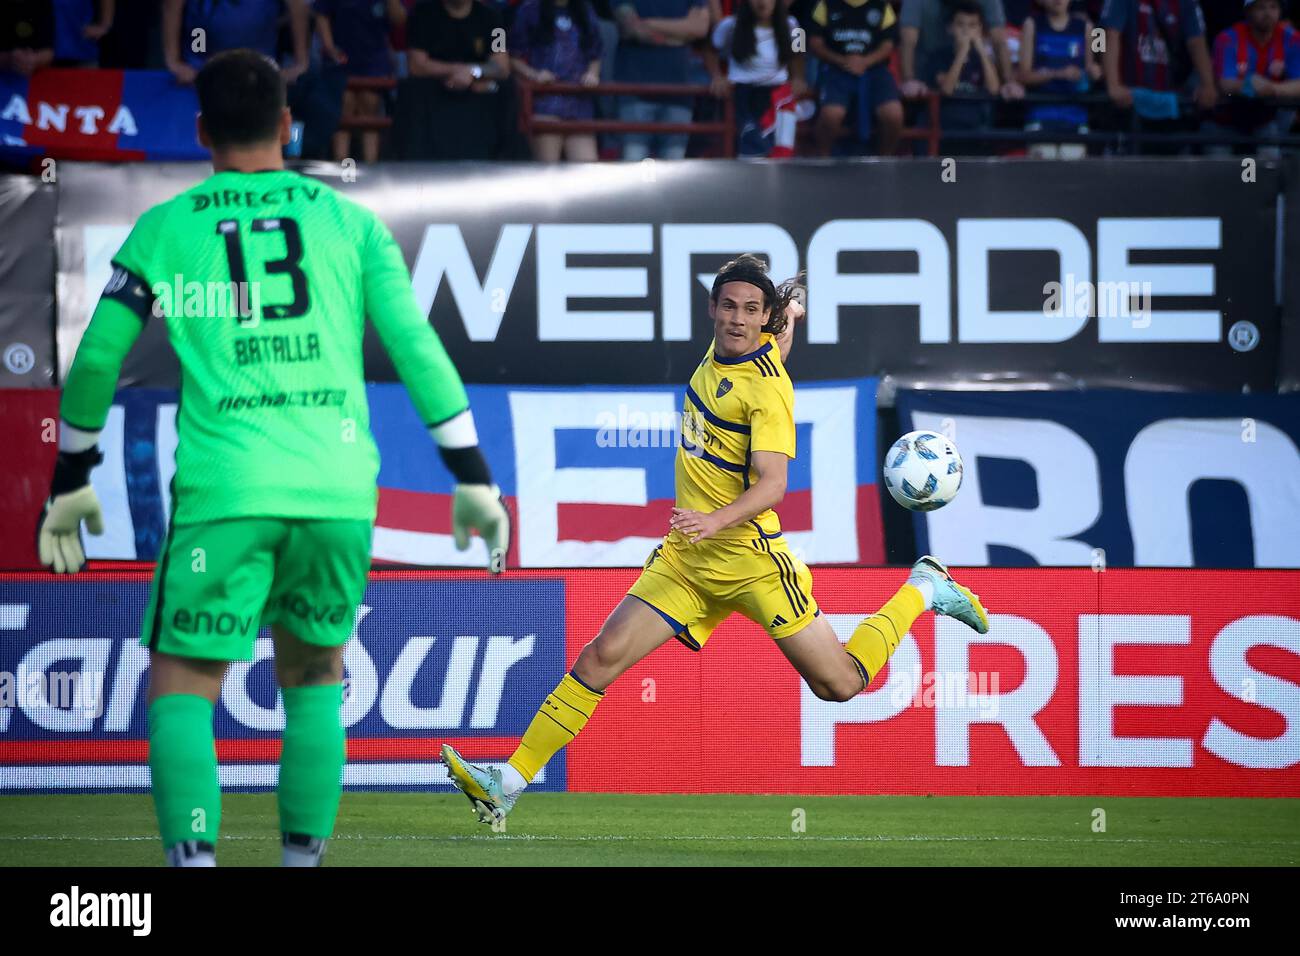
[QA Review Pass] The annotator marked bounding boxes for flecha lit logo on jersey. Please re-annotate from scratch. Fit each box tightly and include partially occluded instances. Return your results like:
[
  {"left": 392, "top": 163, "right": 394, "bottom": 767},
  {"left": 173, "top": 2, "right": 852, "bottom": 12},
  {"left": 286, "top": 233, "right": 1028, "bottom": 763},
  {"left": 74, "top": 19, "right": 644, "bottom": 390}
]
[{"left": 716, "top": 378, "right": 733, "bottom": 399}]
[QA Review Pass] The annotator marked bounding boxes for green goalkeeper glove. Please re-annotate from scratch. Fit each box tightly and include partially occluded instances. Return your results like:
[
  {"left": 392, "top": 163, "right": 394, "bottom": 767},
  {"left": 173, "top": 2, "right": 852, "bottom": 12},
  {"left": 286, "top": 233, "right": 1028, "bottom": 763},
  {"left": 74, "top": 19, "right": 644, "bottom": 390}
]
[
  {"left": 452, "top": 484, "right": 510, "bottom": 574},
  {"left": 38, "top": 449, "right": 105, "bottom": 574}
]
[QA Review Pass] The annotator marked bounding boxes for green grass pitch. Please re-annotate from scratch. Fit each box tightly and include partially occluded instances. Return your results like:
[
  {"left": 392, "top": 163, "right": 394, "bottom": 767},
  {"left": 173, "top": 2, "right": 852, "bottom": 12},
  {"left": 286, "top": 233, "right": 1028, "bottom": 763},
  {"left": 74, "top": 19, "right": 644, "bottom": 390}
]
[{"left": 1, "top": 794, "right": 1297, "bottom": 866}]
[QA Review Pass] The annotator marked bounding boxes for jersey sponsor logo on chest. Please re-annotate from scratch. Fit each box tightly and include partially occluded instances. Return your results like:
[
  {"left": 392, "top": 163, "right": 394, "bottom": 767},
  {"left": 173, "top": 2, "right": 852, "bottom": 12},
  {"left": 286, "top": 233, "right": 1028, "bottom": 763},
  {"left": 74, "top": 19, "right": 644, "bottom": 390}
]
[
  {"left": 190, "top": 184, "right": 322, "bottom": 212},
  {"left": 682, "top": 404, "right": 726, "bottom": 452}
]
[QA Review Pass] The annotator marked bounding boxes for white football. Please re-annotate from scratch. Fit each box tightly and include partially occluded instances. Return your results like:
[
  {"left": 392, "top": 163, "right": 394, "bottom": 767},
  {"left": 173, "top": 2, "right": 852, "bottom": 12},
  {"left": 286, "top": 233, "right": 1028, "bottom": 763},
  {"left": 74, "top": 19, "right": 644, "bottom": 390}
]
[{"left": 882, "top": 430, "right": 964, "bottom": 512}]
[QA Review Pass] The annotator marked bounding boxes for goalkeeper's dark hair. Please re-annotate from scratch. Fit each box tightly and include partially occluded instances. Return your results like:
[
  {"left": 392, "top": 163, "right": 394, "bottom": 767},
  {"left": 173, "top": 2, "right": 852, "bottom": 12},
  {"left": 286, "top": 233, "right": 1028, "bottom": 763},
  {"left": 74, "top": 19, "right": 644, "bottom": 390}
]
[
  {"left": 196, "top": 49, "right": 287, "bottom": 148},
  {"left": 710, "top": 253, "right": 805, "bottom": 336}
]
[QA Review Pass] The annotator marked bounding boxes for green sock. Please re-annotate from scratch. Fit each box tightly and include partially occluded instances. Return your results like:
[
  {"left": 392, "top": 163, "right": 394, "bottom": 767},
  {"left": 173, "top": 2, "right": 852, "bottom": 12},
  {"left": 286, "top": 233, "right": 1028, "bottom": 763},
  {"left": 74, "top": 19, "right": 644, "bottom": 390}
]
[
  {"left": 148, "top": 694, "right": 221, "bottom": 849},
  {"left": 279, "top": 684, "right": 346, "bottom": 840}
]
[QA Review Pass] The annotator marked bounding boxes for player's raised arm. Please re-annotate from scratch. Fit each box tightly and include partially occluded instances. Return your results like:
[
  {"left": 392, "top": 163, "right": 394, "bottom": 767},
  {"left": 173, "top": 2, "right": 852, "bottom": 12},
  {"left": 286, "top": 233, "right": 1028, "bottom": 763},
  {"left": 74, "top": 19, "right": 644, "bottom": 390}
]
[
  {"left": 773, "top": 277, "right": 805, "bottom": 365},
  {"left": 38, "top": 216, "right": 162, "bottom": 573},
  {"left": 361, "top": 212, "right": 510, "bottom": 572}
]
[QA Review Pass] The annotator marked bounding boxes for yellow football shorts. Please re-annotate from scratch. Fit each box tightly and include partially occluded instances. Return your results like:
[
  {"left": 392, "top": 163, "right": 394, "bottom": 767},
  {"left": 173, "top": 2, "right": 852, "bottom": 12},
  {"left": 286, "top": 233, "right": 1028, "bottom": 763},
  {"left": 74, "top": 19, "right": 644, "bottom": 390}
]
[{"left": 627, "top": 528, "right": 820, "bottom": 650}]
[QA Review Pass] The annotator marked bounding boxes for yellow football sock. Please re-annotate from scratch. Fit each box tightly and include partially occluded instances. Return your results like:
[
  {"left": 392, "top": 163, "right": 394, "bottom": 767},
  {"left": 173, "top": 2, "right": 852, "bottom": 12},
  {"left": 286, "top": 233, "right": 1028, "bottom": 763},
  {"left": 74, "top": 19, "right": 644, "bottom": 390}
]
[
  {"left": 507, "top": 672, "right": 604, "bottom": 783},
  {"left": 845, "top": 583, "right": 926, "bottom": 689}
]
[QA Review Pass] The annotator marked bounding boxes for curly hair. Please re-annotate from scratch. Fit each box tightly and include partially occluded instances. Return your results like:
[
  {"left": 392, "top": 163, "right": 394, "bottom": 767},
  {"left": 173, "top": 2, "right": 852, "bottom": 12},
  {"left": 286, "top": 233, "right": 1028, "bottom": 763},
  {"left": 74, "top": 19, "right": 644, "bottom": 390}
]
[
  {"left": 771, "top": 270, "right": 806, "bottom": 336},
  {"left": 711, "top": 254, "right": 805, "bottom": 336}
]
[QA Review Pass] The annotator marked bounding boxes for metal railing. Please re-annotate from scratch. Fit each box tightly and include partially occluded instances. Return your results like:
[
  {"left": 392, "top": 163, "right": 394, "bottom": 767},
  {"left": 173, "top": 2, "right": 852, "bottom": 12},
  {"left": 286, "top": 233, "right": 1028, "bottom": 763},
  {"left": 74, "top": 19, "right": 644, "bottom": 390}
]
[
  {"left": 337, "top": 76, "right": 735, "bottom": 156},
  {"left": 336, "top": 77, "right": 1300, "bottom": 158},
  {"left": 339, "top": 75, "right": 397, "bottom": 132},
  {"left": 516, "top": 80, "right": 736, "bottom": 157},
  {"left": 900, "top": 89, "right": 1300, "bottom": 155}
]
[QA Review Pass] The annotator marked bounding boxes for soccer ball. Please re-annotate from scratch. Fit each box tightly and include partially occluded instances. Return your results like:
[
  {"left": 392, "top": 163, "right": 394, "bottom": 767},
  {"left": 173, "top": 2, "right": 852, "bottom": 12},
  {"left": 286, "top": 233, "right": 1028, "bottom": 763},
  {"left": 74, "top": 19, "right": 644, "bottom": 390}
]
[{"left": 882, "top": 430, "right": 964, "bottom": 512}]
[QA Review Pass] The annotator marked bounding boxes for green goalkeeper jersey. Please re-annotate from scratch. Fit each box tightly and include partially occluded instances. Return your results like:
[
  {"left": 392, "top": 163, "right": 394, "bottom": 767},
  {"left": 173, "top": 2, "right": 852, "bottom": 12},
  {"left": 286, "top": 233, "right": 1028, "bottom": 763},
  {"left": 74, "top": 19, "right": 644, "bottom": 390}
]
[{"left": 61, "top": 168, "right": 469, "bottom": 526}]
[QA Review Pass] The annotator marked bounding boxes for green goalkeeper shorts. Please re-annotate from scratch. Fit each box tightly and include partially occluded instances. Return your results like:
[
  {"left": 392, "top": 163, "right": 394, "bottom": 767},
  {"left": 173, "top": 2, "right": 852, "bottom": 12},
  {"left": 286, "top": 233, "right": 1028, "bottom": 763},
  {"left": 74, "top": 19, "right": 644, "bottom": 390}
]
[{"left": 140, "top": 517, "right": 372, "bottom": 661}]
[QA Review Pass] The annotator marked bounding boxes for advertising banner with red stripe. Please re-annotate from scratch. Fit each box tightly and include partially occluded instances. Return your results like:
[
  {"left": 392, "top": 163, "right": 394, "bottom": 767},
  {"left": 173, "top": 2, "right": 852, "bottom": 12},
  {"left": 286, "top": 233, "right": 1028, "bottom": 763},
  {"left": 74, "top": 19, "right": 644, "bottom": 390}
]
[
  {"left": 0, "top": 70, "right": 205, "bottom": 162},
  {"left": 1, "top": 568, "right": 1296, "bottom": 796},
  {"left": 567, "top": 568, "right": 1300, "bottom": 796},
  {"left": 0, "top": 379, "right": 884, "bottom": 570}
]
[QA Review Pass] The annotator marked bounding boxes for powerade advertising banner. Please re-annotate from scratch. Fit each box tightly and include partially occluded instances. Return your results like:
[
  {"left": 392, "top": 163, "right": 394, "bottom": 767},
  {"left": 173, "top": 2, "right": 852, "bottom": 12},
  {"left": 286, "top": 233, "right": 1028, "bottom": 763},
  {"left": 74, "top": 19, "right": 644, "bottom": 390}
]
[
  {"left": 895, "top": 391, "right": 1300, "bottom": 569},
  {"left": 2, "top": 568, "right": 1297, "bottom": 796},
  {"left": 0, "top": 378, "right": 883, "bottom": 570},
  {"left": 0, "top": 70, "right": 205, "bottom": 162},
  {"left": 0, "top": 175, "right": 56, "bottom": 390},
  {"left": 1283, "top": 154, "right": 1300, "bottom": 393},
  {"left": 53, "top": 160, "right": 1282, "bottom": 392}
]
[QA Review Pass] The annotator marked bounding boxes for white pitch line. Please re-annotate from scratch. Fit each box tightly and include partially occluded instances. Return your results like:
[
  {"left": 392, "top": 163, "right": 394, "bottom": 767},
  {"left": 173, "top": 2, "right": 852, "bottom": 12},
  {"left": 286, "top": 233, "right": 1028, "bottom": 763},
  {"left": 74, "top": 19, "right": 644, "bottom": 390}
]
[{"left": 1, "top": 834, "right": 1297, "bottom": 847}]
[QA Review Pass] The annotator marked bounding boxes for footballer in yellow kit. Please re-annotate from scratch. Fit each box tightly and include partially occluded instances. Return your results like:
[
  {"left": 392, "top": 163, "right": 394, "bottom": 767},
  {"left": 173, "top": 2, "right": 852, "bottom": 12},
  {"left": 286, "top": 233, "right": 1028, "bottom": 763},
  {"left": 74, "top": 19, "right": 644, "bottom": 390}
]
[
  {"left": 442, "top": 255, "right": 991, "bottom": 824},
  {"left": 629, "top": 325, "right": 815, "bottom": 650}
]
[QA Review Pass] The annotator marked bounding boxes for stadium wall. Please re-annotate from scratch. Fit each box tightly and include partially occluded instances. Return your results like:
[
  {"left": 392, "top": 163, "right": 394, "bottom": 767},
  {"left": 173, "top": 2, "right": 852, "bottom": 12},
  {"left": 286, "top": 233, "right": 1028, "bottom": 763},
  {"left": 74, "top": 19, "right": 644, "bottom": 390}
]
[
  {"left": 3, "top": 384, "right": 1298, "bottom": 571},
  {"left": 0, "top": 175, "right": 55, "bottom": 390},
  {"left": 1280, "top": 154, "right": 1300, "bottom": 393},
  {"left": 0, "top": 159, "right": 1291, "bottom": 393},
  {"left": 48, "top": 159, "right": 1284, "bottom": 392},
  {"left": 1, "top": 568, "right": 1297, "bottom": 797},
  {"left": 5, "top": 160, "right": 1300, "bottom": 569}
]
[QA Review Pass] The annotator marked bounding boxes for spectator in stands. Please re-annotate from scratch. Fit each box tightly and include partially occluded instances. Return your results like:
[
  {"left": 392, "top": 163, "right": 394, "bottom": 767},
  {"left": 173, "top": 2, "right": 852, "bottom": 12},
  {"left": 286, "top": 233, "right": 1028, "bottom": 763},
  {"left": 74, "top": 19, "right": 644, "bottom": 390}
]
[
  {"left": 0, "top": 0, "right": 55, "bottom": 76},
  {"left": 54, "top": 0, "right": 115, "bottom": 66},
  {"left": 613, "top": 0, "right": 710, "bottom": 160},
  {"left": 316, "top": 0, "right": 406, "bottom": 164},
  {"left": 1018, "top": 0, "right": 1100, "bottom": 157},
  {"left": 808, "top": 0, "right": 903, "bottom": 155},
  {"left": 899, "top": 0, "right": 1024, "bottom": 101},
  {"left": 163, "top": 0, "right": 310, "bottom": 84},
  {"left": 1204, "top": 0, "right": 1245, "bottom": 47},
  {"left": 393, "top": 0, "right": 524, "bottom": 159},
  {"left": 1002, "top": 0, "right": 1032, "bottom": 23},
  {"left": 930, "top": 0, "right": 1001, "bottom": 149},
  {"left": 589, "top": 0, "right": 620, "bottom": 157},
  {"left": 705, "top": 0, "right": 806, "bottom": 157},
  {"left": 1204, "top": 0, "right": 1300, "bottom": 155},
  {"left": 99, "top": 0, "right": 161, "bottom": 71},
  {"left": 787, "top": 0, "right": 819, "bottom": 27},
  {"left": 387, "top": 0, "right": 421, "bottom": 75},
  {"left": 510, "top": 0, "right": 604, "bottom": 161},
  {"left": 1100, "top": 0, "right": 1218, "bottom": 149}
]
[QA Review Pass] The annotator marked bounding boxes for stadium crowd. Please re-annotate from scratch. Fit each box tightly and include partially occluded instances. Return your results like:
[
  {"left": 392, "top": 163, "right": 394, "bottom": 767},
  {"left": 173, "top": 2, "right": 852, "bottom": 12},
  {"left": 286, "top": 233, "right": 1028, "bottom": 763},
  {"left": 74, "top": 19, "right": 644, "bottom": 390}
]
[{"left": 2, "top": 0, "right": 1298, "bottom": 159}]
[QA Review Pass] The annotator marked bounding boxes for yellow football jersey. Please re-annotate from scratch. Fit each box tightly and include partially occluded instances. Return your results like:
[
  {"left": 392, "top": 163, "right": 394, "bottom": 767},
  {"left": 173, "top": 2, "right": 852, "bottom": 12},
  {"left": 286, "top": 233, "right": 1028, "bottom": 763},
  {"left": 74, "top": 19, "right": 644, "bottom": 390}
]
[{"left": 676, "top": 332, "right": 795, "bottom": 539}]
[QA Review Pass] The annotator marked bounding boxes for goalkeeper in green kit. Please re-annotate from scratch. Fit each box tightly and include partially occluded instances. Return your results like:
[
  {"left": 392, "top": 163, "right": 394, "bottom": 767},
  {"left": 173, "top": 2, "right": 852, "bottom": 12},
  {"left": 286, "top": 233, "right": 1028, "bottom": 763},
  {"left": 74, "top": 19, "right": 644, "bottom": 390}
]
[{"left": 36, "top": 50, "right": 509, "bottom": 867}]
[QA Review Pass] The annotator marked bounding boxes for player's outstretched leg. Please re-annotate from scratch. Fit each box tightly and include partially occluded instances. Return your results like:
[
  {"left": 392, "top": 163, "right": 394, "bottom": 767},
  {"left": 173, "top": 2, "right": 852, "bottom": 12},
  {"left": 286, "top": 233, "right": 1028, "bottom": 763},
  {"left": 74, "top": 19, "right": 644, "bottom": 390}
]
[
  {"left": 441, "top": 744, "right": 521, "bottom": 825},
  {"left": 442, "top": 595, "right": 675, "bottom": 824},
  {"left": 840, "top": 556, "right": 989, "bottom": 691},
  {"left": 442, "top": 669, "right": 602, "bottom": 825},
  {"left": 909, "top": 556, "right": 989, "bottom": 634}
]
